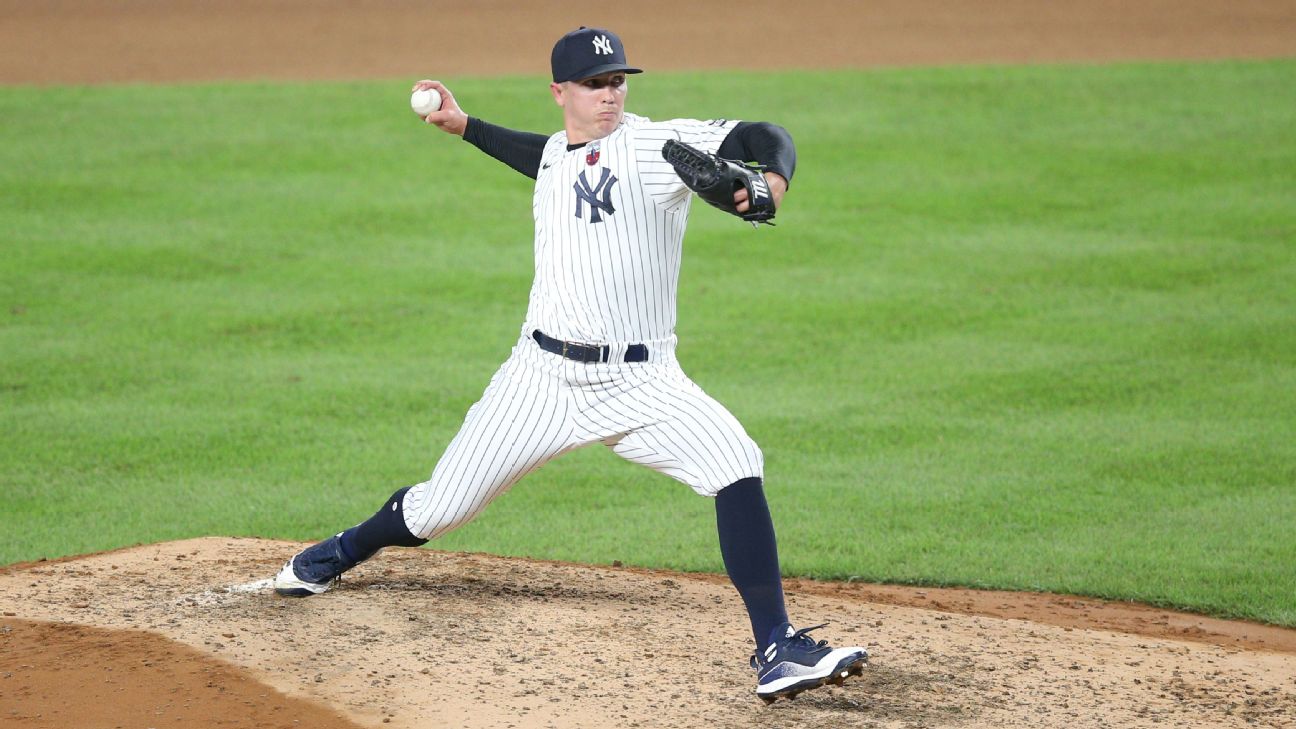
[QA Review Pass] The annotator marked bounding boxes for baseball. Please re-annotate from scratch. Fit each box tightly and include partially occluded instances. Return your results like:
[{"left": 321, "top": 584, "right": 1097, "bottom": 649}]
[{"left": 410, "top": 88, "right": 443, "bottom": 116}]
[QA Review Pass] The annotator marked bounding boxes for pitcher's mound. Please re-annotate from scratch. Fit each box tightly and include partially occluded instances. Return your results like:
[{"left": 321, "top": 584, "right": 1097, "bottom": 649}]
[{"left": 1, "top": 538, "right": 1293, "bottom": 728}]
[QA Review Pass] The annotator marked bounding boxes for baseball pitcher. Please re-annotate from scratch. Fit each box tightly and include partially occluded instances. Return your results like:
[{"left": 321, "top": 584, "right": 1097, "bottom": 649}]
[{"left": 272, "top": 26, "right": 868, "bottom": 703}]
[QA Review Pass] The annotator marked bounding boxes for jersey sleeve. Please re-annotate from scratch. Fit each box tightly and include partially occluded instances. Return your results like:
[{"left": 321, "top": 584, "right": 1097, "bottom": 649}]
[
  {"left": 462, "top": 117, "right": 550, "bottom": 179},
  {"left": 635, "top": 118, "right": 741, "bottom": 210},
  {"left": 716, "top": 122, "right": 796, "bottom": 187}
]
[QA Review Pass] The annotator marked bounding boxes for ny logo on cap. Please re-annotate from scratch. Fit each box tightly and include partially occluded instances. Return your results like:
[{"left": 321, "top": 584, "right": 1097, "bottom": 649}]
[{"left": 592, "top": 35, "right": 613, "bottom": 55}]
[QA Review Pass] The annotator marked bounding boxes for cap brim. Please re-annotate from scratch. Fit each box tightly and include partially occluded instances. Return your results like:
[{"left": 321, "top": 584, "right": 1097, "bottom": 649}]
[{"left": 563, "top": 64, "right": 643, "bottom": 82}]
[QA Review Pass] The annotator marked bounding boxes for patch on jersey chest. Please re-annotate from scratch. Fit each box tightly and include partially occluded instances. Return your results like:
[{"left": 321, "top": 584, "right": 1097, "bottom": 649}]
[
  {"left": 573, "top": 167, "right": 618, "bottom": 224},
  {"left": 586, "top": 142, "right": 601, "bottom": 166}
]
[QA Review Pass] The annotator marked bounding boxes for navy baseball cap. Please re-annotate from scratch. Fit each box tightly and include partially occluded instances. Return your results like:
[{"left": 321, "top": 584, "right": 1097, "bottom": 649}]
[{"left": 551, "top": 27, "right": 643, "bottom": 83}]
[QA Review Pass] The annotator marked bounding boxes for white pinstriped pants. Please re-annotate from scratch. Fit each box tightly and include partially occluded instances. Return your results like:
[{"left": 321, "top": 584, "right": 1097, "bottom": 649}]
[{"left": 402, "top": 332, "right": 764, "bottom": 541}]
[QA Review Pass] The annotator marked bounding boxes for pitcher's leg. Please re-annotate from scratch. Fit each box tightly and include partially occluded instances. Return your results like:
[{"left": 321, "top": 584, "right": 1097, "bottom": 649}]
[
  {"left": 602, "top": 369, "right": 867, "bottom": 700},
  {"left": 604, "top": 373, "right": 780, "bottom": 638},
  {"left": 403, "top": 360, "right": 575, "bottom": 540},
  {"left": 606, "top": 377, "right": 763, "bottom": 495},
  {"left": 715, "top": 477, "right": 788, "bottom": 645},
  {"left": 275, "top": 352, "right": 575, "bottom": 597}
]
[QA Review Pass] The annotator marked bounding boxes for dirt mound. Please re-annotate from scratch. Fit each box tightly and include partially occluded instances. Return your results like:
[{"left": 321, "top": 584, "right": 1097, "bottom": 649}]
[{"left": 2, "top": 538, "right": 1294, "bottom": 728}]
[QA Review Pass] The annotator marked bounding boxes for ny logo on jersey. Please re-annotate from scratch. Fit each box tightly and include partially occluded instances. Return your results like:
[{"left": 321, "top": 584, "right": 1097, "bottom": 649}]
[
  {"left": 573, "top": 168, "right": 617, "bottom": 224},
  {"left": 592, "top": 35, "right": 613, "bottom": 55}
]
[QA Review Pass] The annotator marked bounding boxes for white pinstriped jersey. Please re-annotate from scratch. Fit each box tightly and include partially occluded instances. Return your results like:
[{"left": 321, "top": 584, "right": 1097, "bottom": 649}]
[
  {"left": 401, "top": 112, "right": 764, "bottom": 539},
  {"left": 525, "top": 113, "right": 739, "bottom": 344}
]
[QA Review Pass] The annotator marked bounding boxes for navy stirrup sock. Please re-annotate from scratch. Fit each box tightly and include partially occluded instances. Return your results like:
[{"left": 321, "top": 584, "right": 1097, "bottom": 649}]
[
  {"left": 715, "top": 477, "right": 789, "bottom": 646},
  {"left": 338, "top": 486, "right": 429, "bottom": 564}
]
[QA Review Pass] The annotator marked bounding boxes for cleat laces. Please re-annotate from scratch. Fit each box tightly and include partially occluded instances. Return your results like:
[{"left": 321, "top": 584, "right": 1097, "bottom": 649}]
[
  {"left": 751, "top": 623, "right": 831, "bottom": 669},
  {"left": 786, "top": 623, "right": 831, "bottom": 650}
]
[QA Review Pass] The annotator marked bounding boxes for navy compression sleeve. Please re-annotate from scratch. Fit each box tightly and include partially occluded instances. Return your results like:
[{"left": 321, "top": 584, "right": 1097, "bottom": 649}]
[
  {"left": 462, "top": 117, "right": 549, "bottom": 180},
  {"left": 717, "top": 122, "right": 797, "bottom": 186}
]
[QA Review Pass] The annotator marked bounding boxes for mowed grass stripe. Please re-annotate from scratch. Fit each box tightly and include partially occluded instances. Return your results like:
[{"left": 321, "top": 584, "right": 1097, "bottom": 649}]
[{"left": 1, "top": 60, "right": 1293, "bottom": 625}]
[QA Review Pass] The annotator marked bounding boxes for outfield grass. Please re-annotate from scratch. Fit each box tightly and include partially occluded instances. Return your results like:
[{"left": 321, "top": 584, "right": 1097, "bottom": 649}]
[{"left": 2, "top": 60, "right": 1293, "bottom": 625}]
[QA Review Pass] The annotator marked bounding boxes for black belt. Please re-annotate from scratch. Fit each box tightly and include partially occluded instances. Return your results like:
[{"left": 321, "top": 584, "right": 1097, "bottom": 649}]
[{"left": 532, "top": 330, "right": 648, "bottom": 363}]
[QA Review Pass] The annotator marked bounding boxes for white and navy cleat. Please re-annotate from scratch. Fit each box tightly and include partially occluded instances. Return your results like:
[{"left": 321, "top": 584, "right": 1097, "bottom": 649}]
[
  {"left": 272, "top": 534, "right": 356, "bottom": 598},
  {"left": 751, "top": 622, "right": 869, "bottom": 703}
]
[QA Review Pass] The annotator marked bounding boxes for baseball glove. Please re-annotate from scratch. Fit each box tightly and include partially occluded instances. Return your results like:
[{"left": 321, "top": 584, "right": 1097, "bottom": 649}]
[{"left": 662, "top": 139, "right": 776, "bottom": 226}]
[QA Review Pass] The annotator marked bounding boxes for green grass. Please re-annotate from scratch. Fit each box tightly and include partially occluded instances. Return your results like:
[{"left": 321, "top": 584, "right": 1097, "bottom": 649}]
[{"left": 2, "top": 60, "right": 1294, "bottom": 625}]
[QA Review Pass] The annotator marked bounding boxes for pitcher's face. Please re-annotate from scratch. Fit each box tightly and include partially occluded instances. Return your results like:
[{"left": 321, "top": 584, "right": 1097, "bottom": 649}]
[{"left": 552, "top": 72, "right": 628, "bottom": 143}]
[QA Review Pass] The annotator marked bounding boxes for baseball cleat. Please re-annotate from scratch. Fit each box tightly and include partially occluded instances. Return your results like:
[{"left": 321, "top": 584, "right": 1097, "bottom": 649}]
[
  {"left": 751, "top": 622, "right": 869, "bottom": 703},
  {"left": 272, "top": 534, "right": 359, "bottom": 598}
]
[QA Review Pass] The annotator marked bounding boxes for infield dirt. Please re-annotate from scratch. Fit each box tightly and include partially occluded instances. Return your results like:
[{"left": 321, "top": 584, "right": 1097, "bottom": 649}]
[
  {"left": 3, "top": 1, "right": 1296, "bottom": 728},
  {"left": 3, "top": 539, "right": 1296, "bottom": 729}
]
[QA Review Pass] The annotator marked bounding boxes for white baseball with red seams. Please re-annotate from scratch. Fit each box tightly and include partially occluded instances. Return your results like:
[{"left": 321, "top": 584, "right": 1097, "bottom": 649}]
[{"left": 410, "top": 88, "right": 442, "bottom": 115}]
